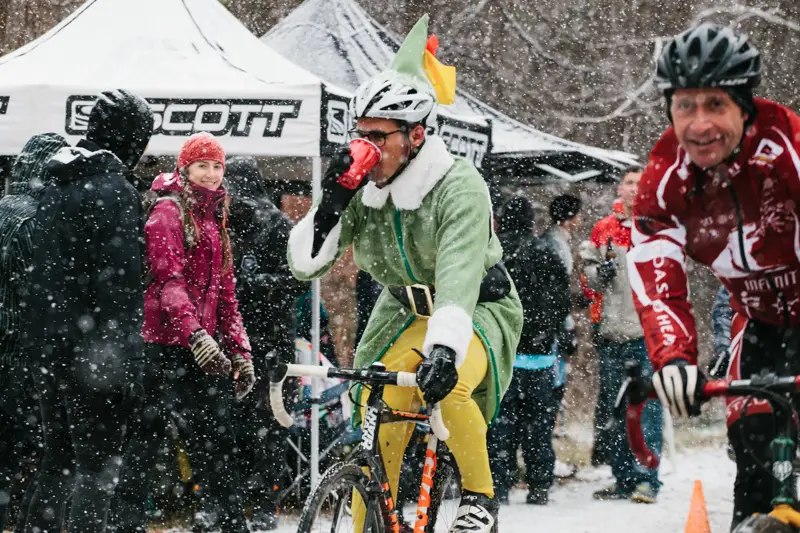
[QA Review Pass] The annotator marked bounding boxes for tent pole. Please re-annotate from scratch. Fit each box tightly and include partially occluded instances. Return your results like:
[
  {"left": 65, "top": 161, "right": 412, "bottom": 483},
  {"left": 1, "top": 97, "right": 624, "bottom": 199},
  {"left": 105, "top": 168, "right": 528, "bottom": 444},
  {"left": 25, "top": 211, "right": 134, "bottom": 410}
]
[{"left": 310, "top": 156, "right": 323, "bottom": 489}]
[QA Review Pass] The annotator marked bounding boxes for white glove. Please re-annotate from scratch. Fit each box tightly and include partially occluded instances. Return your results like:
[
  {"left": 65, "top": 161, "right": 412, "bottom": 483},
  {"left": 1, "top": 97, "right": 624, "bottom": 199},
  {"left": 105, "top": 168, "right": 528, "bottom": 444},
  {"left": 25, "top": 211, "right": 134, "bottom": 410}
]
[{"left": 652, "top": 360, "right": 704, "bottom": 418}]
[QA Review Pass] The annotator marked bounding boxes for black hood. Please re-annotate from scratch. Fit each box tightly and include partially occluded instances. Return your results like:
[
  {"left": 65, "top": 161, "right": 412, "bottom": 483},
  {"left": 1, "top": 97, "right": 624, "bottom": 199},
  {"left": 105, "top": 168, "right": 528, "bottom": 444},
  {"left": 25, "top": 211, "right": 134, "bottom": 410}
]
[
  {"left": 85, "top": 89, "right": 154, "bottom": 170},
  {"left": 46, "top": 139, "right": 130, "bottom": 185},
  {"left": 498, "top": 195, "right": 535, "bottom": 237},
  {"left": 226, "top": 156, "right": 269, "bottom": 202},
  {"left": 10, "top": 132, "right": 69, "bottom": 197}
]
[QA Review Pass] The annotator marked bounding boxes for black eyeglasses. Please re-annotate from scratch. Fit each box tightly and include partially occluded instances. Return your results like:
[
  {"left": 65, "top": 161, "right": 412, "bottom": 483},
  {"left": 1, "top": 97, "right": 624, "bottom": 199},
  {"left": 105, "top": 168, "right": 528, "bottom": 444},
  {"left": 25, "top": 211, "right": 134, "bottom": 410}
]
[{"left": 348, "top": 128, "right": 406, "bottom": 147}]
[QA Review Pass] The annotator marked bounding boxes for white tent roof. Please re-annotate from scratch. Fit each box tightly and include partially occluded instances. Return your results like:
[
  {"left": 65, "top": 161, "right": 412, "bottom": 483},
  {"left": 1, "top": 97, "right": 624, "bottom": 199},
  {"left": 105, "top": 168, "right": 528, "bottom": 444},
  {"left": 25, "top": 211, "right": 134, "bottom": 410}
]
[
  {"left": 0, "top": 0, "right": 331, "bottom": 156},
  {"left": 264, "top": 0, "right": 639, "bottom": 178}
]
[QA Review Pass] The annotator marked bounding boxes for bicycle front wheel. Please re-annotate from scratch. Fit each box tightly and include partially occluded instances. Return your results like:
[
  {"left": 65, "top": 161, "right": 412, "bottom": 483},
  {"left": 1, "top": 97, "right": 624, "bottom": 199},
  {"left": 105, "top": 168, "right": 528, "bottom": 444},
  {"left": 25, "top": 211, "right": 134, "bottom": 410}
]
[
  {"left": 298, "top": 461, "right": 385, "bottom": 533},
  {"left": 427, "top": 455, "right": 460, "bottom": 533}
]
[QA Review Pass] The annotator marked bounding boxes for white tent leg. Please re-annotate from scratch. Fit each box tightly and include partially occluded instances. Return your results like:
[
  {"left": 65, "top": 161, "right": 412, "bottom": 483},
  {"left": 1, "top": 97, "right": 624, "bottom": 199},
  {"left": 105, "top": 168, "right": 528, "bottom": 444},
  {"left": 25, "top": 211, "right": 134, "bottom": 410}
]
[{"left": 310, "top": 156, "right": 323, "bottom": 489}]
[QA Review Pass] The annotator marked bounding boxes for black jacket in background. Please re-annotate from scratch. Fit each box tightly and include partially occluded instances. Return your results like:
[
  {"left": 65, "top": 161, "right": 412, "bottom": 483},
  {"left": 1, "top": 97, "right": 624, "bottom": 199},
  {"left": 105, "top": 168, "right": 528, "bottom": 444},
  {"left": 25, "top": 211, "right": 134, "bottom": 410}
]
[
  {"left": 24, "top": 139, "right": 145, "bottom": 386},
  {"left": 0, "top": 133, "right": 69, "bottom": 366},
  {"left": 502, "top": 229, "right": 571, "bottom": 356},
  {"left": 229, "top": 190, "right": 308, "bottom": 370},
  {"left": 355, "top": 270, "right": 382, "bottom": 349}
]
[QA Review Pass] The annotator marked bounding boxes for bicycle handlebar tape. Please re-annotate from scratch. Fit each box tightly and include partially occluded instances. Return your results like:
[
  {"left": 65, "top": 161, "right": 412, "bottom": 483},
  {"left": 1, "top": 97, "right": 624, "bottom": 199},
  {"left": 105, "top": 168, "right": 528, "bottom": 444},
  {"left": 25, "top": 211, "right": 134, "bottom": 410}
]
[
  {"left": 430, "top": 404, "right": 450, "bottom": 441},
  {"left": 269, "top": 364, "right": 294, "bottom": 428},
  {"left": 396, "top": 371, "right": 417, "bottom": 388}
]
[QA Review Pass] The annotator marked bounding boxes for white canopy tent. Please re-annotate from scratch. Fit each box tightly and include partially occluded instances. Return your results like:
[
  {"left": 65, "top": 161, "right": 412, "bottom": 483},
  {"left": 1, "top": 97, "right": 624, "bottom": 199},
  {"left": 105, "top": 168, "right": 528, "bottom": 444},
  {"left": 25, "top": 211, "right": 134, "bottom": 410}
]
[
  {"left": 0, "top": 0, "right": 345, "bottom": 157},
  {"left": 263, "top": 0, "right": 640, "bottom": 182}
]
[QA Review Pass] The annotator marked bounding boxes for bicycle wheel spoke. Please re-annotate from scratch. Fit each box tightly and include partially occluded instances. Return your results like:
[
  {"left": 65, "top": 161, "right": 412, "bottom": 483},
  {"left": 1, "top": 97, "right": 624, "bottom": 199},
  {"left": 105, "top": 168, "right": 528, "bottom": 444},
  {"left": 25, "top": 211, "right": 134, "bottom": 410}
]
[{"left": 298, "top": 462, "right": 385, "bottom": 533}]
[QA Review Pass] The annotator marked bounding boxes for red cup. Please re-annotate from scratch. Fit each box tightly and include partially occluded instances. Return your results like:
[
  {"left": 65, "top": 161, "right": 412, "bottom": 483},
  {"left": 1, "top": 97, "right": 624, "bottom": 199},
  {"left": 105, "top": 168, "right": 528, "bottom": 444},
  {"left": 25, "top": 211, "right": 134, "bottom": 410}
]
[{"left": 338, "top": 138, "right": 382, "bottom": 190}]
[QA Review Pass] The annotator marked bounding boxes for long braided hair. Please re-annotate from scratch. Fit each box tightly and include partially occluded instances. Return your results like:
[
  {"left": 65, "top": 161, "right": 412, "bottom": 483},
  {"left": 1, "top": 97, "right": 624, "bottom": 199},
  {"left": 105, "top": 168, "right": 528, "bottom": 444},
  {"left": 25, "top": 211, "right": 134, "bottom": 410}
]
[{"left": 144, "top": 170, "right": 233, "bottom": 273}]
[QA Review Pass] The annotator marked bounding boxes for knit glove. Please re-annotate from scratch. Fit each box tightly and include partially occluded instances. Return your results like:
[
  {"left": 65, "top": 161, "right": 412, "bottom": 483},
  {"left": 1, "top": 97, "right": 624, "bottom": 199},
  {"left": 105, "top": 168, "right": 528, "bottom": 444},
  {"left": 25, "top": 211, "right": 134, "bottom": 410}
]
[
  {"left": 189, "top": 329, "right": 232, "bottom": 376},
  {"left": 231, "top": 353, "right": 256, "bottom": 400}
]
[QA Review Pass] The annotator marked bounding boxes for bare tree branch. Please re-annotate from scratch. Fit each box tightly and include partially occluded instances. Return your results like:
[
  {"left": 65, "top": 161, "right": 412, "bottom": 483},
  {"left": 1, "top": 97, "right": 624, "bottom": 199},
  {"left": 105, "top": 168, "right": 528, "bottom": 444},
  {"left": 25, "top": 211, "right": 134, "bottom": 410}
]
[
  {"left": 500, "top": 6, "right": 597, "bottom": 73},
  {"left": 548, "top": 38, "right": 662, "bottom": 124},
  {"left": 551, "top": 108, "right": 642, "bottom": 123},
  {"left": 451, "top": 0, "right": 491, "bottom": 33},
  {"left": 692, "top": 5, "right": 800, "bottom": 32}
]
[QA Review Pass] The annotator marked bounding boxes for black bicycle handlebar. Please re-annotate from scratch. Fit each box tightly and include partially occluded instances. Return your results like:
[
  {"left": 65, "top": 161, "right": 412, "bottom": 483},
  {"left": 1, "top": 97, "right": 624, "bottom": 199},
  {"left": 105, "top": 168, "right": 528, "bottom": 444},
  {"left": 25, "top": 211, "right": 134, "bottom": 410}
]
[
  {"left": 618, "top": 361, "right": 800, "bottom": 469},
  {"left": 268, "top": 363, "right": 450, "bottom": 441}
]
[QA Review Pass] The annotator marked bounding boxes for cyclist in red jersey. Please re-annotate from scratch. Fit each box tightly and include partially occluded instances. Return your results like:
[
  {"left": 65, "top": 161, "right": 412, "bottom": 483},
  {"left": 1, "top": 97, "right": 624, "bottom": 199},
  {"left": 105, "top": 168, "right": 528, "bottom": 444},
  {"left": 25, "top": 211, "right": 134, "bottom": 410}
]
[{"left": 628, "top": 24, "right": 800, "bottom": 530}]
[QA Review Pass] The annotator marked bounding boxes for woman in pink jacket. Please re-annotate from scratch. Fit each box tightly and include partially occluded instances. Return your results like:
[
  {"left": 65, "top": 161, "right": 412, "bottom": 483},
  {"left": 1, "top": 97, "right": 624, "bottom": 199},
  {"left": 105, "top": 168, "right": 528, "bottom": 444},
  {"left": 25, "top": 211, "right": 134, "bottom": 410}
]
[{"left": 117, "top": 133, "right": 255, "bottom": 533}]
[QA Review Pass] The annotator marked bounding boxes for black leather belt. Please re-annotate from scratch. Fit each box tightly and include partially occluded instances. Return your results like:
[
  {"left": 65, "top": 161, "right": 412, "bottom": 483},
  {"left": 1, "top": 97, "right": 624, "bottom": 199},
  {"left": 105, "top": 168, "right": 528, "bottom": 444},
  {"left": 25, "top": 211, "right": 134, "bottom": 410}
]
[
  {"left": 388, "top": 284, "right": 436, "bottom": 317},
  {"left": 388, "top": 262, "right": 512, "bottom": 317}
]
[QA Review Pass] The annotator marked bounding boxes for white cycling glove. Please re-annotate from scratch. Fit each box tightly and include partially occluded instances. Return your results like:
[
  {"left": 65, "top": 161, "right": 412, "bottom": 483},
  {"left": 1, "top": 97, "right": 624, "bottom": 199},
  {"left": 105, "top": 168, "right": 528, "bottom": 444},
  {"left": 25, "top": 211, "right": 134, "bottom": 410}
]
[{"left": 652, "top": 360, "right": 704, "bottom": 418}]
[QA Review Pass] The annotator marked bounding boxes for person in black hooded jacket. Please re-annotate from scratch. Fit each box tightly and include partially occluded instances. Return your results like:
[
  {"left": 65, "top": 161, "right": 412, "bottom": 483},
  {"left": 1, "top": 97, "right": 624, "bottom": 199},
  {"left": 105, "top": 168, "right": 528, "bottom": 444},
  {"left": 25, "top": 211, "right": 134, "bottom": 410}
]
[
  {"left": 0, "top": 133, "right": 69, "bottom": 533},
  {"left": 487, "top": 194, "right": 578, "bottom": 506},
  {"left": 225, "top": 156, "right": 308, "bottom": 529},
  {"left": 23, "top": 89, "right": 154, "bottom": 533}
]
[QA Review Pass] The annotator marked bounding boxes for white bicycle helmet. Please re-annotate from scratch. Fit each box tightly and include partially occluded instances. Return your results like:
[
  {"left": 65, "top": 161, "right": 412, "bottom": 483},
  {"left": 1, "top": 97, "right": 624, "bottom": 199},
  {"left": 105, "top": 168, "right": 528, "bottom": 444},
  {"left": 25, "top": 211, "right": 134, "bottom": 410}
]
[{"left": 351, "top": 70, "right": 438, "bottom": 127}]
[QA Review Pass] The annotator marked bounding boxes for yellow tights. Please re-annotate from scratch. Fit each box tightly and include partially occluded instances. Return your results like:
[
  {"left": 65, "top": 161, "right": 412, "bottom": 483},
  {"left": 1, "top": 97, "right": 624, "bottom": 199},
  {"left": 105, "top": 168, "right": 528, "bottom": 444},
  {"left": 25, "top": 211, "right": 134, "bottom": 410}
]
[{"left": 353, "top": 318, "right": 493, "bottom": 527}]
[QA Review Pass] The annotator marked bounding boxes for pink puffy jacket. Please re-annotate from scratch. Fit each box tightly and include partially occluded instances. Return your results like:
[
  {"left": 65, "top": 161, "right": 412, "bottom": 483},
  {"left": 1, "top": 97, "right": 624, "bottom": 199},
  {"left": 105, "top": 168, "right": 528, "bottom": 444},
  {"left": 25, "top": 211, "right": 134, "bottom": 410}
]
[{"left": 142, "top": 172, "right": 251, "bottom": 359}]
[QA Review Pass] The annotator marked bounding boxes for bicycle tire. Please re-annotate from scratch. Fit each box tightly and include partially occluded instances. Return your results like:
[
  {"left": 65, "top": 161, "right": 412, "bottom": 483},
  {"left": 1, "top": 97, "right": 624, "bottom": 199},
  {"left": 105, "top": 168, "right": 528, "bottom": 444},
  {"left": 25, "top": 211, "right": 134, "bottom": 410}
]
[
  {"left": 733, "top": 514, "right": 795, "bottom": 533},
  {"left": 297, "top": 461, "right": 385, "bottom": 533},
  {"left": 426, "top": 449, "right": 460, "bottom": 533}
]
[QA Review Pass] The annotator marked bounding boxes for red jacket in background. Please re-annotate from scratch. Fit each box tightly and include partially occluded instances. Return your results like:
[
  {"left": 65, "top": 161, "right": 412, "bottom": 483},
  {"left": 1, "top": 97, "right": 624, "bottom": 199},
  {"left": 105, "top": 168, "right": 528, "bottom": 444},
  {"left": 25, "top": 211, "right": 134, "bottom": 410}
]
[
  {"left": 142, "top": 172, "right": 251, "bottom": 359},
  {"left": 629, "top": 98, "right": 800, "bottom": 370},
  {"left": 584, "top": 200, "right": 628, "bottom": 323}
]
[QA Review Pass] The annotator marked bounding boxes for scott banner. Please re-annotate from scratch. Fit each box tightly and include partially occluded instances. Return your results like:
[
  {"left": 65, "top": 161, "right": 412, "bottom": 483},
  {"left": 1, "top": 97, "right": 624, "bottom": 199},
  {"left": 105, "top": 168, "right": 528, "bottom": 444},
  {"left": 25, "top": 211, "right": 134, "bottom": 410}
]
[{"left": 0, "top": 87, "right": 321, "bottom": 157}]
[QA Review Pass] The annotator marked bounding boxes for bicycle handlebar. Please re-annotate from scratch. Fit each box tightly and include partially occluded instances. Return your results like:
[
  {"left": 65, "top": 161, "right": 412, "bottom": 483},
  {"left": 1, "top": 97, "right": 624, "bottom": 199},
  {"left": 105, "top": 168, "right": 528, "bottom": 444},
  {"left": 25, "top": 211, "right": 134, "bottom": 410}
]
[
  {"left": 268, "top": 363, "right": 450, "bottom": 441},
  {"left": 622, "top": 369, "right": 800, "bottom": 469}
]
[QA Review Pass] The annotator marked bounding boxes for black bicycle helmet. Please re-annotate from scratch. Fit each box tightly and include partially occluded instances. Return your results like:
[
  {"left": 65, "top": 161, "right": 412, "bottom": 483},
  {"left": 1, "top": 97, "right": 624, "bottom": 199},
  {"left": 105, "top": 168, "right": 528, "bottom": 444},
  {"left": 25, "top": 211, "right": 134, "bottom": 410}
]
[{"left": 655, "top": 24, "right": 761, "bottom": 91}]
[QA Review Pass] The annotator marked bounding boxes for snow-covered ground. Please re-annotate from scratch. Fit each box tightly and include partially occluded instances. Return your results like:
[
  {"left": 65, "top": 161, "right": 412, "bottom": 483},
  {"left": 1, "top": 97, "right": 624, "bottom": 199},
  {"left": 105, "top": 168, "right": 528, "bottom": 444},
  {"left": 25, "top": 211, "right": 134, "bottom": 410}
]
[{"left": 272, "top": 444, "right": 735, "bottom": 533}]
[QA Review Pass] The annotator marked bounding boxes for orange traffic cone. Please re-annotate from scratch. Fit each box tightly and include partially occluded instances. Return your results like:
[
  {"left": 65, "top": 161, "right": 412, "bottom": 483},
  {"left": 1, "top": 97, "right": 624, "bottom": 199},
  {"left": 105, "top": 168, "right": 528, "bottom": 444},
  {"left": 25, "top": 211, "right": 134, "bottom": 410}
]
[{"left": 685, "top": 480, "right": 712, "bottom": 533}]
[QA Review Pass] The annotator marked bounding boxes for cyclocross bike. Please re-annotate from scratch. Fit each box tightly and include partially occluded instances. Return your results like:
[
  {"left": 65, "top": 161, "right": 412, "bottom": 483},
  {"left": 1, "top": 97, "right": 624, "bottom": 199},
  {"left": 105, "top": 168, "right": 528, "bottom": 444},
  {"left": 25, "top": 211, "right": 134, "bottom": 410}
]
[
  {"left": 270, "top": 361, "right": 465, "bottom": 533},
  {"left": 616, "top": 360, "right": 800, "bottom": 533}
]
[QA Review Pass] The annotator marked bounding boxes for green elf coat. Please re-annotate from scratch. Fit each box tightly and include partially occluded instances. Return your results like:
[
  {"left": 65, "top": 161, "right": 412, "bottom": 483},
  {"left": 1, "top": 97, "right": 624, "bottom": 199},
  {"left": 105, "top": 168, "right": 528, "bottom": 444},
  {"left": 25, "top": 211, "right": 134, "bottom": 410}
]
[{"left": 287, "top": 135, "right": 523, "bottom": 424}]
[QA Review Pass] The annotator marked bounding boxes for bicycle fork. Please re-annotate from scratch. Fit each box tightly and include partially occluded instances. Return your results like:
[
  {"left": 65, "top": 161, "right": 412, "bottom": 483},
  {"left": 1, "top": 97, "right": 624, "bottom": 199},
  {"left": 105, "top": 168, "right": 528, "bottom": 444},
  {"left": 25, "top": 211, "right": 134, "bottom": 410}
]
[{"left": 413, "top": 434, "right": 440, "bottom": 533}]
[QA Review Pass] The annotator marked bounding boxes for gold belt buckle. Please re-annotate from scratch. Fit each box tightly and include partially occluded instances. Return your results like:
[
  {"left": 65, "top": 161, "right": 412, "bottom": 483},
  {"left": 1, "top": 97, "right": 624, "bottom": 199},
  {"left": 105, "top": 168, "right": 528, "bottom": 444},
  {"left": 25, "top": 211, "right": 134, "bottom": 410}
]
[{"left": 405, "top": 284, "right": 434, "bottom": 317}]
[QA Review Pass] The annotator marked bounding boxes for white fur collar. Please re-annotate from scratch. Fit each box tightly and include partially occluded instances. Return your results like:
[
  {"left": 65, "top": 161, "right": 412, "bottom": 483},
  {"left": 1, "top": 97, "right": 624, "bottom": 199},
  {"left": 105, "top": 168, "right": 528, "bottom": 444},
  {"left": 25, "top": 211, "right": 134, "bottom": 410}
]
[{"left": 361, "top": 136, "right": 455, "bottom": 210}]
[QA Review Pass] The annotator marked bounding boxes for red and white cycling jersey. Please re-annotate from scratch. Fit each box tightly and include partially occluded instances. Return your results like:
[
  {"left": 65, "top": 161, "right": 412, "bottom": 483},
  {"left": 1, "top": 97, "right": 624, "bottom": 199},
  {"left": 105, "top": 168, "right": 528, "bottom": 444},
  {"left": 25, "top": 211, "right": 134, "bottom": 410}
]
[{"left": 629, "top": 98, "right": 800, "bottom": 370}]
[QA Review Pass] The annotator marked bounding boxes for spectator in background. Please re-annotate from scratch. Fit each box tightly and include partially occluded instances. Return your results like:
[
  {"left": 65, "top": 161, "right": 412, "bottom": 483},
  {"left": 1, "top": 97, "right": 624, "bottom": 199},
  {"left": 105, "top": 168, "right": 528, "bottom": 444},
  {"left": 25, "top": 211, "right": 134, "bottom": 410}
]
[
  {"left": 226, "top": 156, "right": 309, "bottom": 530},
  {"left": 580, "top": 170, "right": 662, "bottom": 504},
  {"left": 117, "top": 133, "right": 255, "bottom": 533},
  {"left": 24, "top": 90, "right": 153, "bottom": 533},
  {"left": 355, "top": 270, "right": 383, "bottom": 349},
  {"left": 296, "top": 290, "right": 337, "bottom": 365},
  {"left": 488, "top": 194, "right": 579, "bottom": 506},
  {"left": 582, "top": 272, "right": 610, "bottom": 467},
  {"left": 552, "top": 316, "right": 577, "bottom": 440},
  {"left": 0, "top": 133, "right": 69, "bottom": 533},
  {"left": 709, "top": 286, "right": 733, "bottom": 379},
  {"left": 710, "top": 286, "right": 736, "bottom": 462}
]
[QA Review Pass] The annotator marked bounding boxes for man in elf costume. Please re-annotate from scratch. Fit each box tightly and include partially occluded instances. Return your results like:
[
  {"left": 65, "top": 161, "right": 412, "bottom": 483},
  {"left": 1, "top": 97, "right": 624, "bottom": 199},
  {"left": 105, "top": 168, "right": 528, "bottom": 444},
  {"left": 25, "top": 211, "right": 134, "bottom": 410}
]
[{"left": 287, "top": 15, "right": 522, "bottom": 533}]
